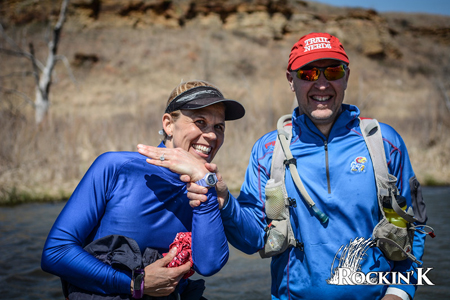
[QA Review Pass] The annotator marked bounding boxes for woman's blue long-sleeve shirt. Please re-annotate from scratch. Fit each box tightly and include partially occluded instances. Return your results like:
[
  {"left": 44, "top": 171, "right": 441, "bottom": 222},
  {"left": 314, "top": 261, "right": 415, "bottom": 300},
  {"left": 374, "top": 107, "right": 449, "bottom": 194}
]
[{"left": 41, "top": 143, "right": 229, "bottom": 295}]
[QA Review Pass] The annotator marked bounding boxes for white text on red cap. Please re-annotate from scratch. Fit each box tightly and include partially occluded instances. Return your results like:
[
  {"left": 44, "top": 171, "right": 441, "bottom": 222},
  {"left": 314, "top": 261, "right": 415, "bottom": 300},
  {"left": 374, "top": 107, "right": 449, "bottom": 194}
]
[{"left": 304, "top": 37, "right": 332, "bottom": 52}]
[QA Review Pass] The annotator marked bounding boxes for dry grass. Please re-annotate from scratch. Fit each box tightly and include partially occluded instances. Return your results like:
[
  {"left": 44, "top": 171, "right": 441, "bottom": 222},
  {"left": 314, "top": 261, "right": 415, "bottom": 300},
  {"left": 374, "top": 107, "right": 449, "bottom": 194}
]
[{"left": 1, "top": 21, "right": 449, "bottom": 204}]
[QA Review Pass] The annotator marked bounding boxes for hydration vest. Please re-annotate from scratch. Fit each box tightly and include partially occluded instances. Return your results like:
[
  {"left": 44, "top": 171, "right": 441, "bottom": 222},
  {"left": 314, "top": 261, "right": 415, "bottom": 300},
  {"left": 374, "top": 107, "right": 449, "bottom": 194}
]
[{"left": 259, "top": 115, "right": 434, "bottom": 263}]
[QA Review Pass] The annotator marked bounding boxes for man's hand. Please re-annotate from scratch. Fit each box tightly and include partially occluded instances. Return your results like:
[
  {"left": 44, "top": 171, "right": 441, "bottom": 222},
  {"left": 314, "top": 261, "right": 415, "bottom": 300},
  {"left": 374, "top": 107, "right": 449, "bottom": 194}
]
[
  {"left": 381, "top": 295, "right": 403, "bottom": 300},
  {"left": 184, "top": 163, "right": 229, "bottom": 209},
  {"left": 139, "top": 247, "right": 192, "bottom": 297}
]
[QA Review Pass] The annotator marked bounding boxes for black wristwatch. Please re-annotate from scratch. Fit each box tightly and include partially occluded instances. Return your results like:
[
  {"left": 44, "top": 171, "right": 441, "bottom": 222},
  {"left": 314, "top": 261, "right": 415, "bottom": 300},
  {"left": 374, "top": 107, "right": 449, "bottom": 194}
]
[{"left": 195, "top": 172, "right": 218, "bottom": 188}]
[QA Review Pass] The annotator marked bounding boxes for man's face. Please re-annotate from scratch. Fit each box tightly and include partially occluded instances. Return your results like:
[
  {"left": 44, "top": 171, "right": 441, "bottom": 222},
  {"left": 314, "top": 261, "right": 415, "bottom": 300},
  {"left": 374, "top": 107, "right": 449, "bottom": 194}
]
[{"left": 286, "top": 59, "right": 350, "bottom": 128}]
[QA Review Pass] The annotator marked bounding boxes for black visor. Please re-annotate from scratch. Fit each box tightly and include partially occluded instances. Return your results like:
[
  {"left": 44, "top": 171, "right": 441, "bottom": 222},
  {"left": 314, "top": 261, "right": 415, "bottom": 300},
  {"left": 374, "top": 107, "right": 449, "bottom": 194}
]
[{"left": 165, "top": 86, "right": 245, "bottom": 121}]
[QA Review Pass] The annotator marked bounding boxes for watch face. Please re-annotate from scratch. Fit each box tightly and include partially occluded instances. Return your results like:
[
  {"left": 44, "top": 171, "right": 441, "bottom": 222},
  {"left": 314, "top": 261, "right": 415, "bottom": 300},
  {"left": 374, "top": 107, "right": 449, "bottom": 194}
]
[{"left": 206, "top": 174, "right": 216, "bottom": 186}]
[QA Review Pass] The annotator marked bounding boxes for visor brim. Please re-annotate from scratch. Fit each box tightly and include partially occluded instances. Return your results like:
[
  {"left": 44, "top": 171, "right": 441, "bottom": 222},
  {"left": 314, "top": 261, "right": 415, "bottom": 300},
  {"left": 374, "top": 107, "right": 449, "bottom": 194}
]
[{"left": 180, "top": 98, "right": 245, "bottom": 121}]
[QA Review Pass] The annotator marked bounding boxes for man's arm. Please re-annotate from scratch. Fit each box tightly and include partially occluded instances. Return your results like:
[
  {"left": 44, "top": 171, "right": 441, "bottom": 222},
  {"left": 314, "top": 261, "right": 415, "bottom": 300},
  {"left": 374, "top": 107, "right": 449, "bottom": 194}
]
[
  {"left": 219, "top": 141, "right": 270, "bottom": 254},
  {"left": 185, "top": 139, "right": 270, "bottom": 254},
  {"left": 382, "top": 124, "right": 428, "bottom": 299}
]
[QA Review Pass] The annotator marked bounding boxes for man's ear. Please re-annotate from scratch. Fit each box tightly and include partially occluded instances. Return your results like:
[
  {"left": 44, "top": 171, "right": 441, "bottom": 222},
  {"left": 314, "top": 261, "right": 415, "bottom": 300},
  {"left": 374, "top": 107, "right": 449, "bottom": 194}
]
[
  {"left": 286, "top": 70, "right": 295, "bottom": 92},
  {"left": 345, "top": 66, "right": 351, "bottom": 83},
  {"left": 162, "top": 113, "right": 173, "bottom": 137}
]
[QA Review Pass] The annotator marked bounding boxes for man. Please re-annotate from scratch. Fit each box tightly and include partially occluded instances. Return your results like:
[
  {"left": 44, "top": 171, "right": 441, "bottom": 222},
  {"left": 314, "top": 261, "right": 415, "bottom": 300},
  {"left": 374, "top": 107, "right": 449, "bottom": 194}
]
[
  {"left": 138, "top": 33, "right": 428, "bottom": 299},
  {"left": 214, "top": 32, "right": 426, "bottom": 299}
]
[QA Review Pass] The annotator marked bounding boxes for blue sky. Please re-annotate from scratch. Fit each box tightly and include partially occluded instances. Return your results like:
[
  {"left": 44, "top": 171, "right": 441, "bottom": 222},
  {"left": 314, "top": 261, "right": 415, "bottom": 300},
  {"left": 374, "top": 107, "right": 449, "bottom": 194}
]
[{"left": 308, "top": 0, "right": 450, "bottom": 16}]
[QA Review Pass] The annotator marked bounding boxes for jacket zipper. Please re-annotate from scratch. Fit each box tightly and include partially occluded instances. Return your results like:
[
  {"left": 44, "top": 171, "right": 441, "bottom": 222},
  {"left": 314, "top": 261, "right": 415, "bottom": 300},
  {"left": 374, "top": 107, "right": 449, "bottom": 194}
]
[
  {"left": 304, "top": 121, "right": 331, "bottom": 194},
  {"left": 324, "top": 140, "right": 331, "bottom": 194}
]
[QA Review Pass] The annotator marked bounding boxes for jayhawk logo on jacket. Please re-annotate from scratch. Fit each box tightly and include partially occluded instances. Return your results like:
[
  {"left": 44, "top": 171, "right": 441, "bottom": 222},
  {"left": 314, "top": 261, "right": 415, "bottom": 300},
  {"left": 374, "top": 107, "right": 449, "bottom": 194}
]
[{"left": 351, "top": 156, "right": 367, "bottom": 173}]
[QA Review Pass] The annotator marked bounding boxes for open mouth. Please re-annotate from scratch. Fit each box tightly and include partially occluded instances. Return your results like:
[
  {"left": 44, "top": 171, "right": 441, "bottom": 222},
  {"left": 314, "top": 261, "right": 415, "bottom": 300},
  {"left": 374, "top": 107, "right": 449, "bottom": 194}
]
[
  {"left": 311, "top": 95, "right": 332, "bottom": 102},
  {"left": 192, "top": 144, "right": 211, "bottom": 155}
]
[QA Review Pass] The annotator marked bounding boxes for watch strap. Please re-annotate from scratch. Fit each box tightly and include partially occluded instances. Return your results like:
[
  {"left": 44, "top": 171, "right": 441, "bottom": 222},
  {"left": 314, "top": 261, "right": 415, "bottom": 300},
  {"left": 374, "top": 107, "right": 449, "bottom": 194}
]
[
  {"left": 195, "top": 173, "right": 217, "bottom": 188},
  {"left": 132, "top": 268, "right": 145, "bottom": 299}
]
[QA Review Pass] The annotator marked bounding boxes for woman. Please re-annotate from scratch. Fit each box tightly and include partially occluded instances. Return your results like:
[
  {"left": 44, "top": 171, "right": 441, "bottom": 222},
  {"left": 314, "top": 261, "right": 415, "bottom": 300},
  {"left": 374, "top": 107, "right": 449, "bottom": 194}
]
[{"left": 41, "top": 80, "right": 245, "bottom": 299}]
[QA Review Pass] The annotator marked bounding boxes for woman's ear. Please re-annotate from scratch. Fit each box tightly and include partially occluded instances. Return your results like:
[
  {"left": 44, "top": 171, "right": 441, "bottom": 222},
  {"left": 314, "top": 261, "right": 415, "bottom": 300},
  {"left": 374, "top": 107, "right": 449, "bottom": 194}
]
[{"left": 162, "top": 113, "right": 173, "bottom": 137}]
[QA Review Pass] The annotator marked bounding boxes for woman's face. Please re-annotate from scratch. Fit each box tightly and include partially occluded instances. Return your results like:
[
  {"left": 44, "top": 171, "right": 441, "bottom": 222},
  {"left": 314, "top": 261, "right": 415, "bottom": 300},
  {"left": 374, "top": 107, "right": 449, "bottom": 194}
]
[{"left": 163, "top": 103, "right": 226, "bottom": 163}]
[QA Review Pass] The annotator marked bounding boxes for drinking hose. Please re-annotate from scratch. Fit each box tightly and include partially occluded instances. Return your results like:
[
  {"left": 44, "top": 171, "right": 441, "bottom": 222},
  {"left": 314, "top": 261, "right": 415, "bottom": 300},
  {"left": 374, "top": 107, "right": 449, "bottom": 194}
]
[{"left": 277, "top": 116, "right": 329, "bottom": 224}]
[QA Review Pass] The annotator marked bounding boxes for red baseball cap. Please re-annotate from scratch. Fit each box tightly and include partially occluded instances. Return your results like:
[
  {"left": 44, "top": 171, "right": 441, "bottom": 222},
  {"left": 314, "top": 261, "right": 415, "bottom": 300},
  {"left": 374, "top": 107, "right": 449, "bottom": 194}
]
[{"left": 288, "top": 32, "right": 349, "bottom": 71}]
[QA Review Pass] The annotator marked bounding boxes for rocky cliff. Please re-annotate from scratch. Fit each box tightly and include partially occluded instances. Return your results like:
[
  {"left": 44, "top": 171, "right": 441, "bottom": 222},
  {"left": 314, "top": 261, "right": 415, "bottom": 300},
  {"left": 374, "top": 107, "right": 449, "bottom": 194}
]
[{"left": 2, "top": 0, "right": 449, "bottom": 61}]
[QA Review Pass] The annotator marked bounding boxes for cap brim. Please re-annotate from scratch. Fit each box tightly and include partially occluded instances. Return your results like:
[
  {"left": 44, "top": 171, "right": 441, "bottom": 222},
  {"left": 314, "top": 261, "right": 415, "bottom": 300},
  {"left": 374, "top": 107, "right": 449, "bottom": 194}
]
[
  {"left": 290, "top": 52, "right": 349, "bottom": 70},
  {"left": 180, "top": 98, "right": 246, "bottom": 121}
]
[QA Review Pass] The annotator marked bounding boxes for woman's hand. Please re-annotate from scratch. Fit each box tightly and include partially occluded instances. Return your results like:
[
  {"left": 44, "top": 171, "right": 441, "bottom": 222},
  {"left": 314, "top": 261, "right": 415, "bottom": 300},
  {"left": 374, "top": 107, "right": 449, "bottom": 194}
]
[
  {"left": 137, "top": 144, "right": 230, "bottom": 209},
  {"left": 137, "top": 144, "right": 208, "bottom": 182},
  {"left": 136, "top": 247, "right": 192, "bottom": 297},
  {"left": 185, "top": 163, "right": 230, "bottom": 209}
]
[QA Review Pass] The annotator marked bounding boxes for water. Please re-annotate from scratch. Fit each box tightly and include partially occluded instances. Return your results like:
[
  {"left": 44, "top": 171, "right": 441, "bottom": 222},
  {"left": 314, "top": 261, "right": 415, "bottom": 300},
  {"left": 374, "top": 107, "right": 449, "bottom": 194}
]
[{"left": 0, "top": 187, "right": 449, "bottom": 300}]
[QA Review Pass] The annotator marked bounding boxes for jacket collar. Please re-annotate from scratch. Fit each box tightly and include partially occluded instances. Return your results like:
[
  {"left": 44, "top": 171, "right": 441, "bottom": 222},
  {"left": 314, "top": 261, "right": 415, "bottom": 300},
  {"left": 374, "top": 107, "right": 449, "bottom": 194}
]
[{"left": 292, "top": 104, "right": 360, "bottom": 141}]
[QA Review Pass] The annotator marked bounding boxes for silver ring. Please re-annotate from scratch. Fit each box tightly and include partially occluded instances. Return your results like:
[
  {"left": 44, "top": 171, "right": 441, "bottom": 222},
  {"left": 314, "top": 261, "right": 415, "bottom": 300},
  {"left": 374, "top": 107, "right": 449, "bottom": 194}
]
[{"left": 160, "top": 153, "right": 165, "bottom": 161}]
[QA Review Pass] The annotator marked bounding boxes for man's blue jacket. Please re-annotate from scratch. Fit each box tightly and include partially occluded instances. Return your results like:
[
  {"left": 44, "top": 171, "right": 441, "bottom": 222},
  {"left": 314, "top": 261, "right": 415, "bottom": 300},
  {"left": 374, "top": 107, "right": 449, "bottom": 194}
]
[{"left": 221, "top": 104, "right": 427, "bottom": 299}]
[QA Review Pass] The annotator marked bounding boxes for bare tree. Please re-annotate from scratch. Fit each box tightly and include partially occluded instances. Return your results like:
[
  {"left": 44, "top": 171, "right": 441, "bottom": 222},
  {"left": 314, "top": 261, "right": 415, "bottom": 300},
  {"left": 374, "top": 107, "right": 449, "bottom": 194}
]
[
  {"left": 437, "top": 79, "right": 450, "bottom": 114},
  {"left": 0, "top": 0, "right": 72, "bottom": 125}
]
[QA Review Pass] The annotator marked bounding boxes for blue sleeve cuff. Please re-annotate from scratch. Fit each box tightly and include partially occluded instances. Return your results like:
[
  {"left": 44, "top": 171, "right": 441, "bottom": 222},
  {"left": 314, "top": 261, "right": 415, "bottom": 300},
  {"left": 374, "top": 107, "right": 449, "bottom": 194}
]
[
  {"left": 220, "top": 192, "right": 235, "bottom": 220},
  {"left": 117, "top": 269, "right": 133, "bottom": 295},
  {"left": 222, "top": 192, "right": 231, "bottom": 209}
]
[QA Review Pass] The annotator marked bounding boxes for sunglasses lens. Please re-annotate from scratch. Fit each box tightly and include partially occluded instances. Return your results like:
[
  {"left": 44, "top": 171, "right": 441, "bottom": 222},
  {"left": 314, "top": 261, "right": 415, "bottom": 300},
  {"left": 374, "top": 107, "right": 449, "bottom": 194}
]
[
  {"left": 323, "top": 65, "right": 346, "bottom": 81},
  {"left": 297, "top": 69, "right": 320, "bottom": 81},
  {"left": 296, "top": 65, "right": 346, "bottom": 81}
]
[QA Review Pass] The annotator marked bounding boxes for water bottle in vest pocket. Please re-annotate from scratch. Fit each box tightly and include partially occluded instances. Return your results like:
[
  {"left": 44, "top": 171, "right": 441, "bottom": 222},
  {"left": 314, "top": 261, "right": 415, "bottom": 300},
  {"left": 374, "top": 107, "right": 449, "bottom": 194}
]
[
  {"left": 373, "top": 218, "right": 414, "bottom": 261},
  {"left": 265, "top": 179, "right": 288, "bottom": 220},
  {"left": 373, "top": 191, "right": 421, "bottom": 264},
  {"left": 260, "top": 179, "right": 297, "bottom": 258}
]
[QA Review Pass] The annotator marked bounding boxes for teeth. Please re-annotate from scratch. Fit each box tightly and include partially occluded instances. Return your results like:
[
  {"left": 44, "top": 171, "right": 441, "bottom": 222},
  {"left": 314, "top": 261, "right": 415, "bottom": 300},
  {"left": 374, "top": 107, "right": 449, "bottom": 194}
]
[
  {"left": 312, "top": 95, "right": 331, "bottom": 101},
  {"left": 193, "top": 144, "right": 211, "bottom": 154}
]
